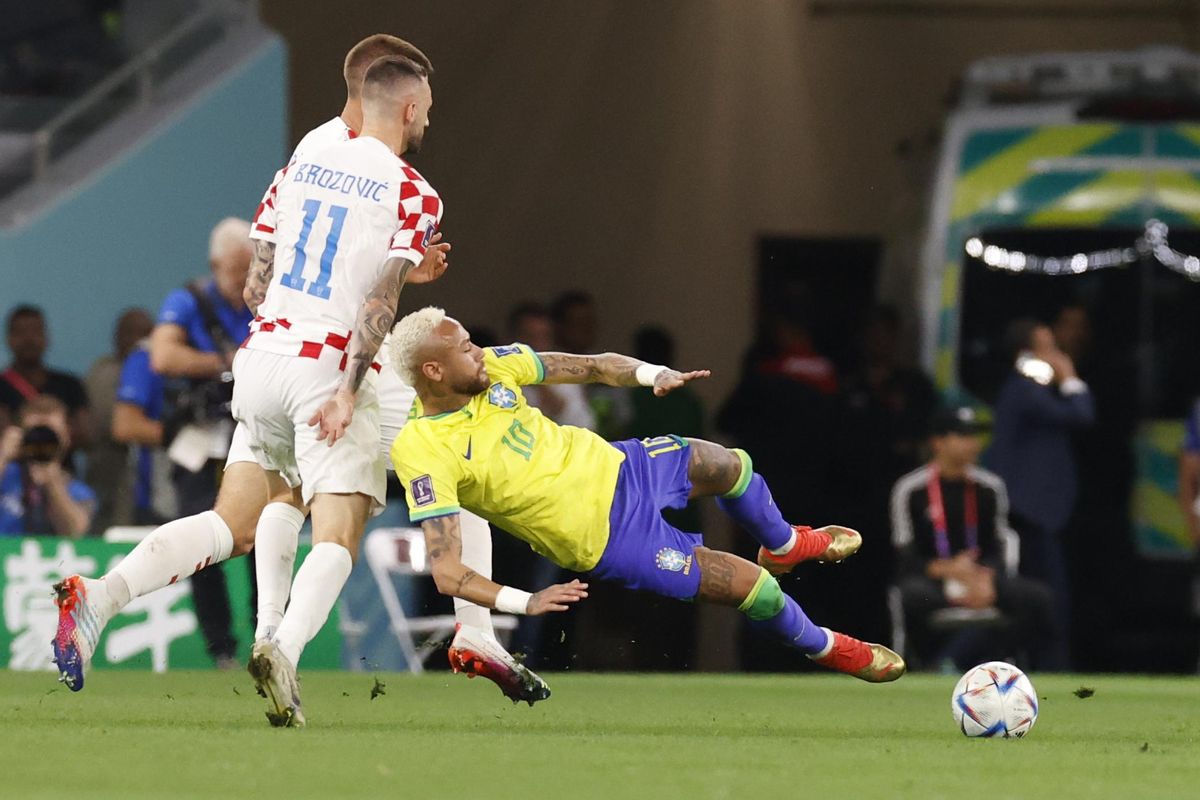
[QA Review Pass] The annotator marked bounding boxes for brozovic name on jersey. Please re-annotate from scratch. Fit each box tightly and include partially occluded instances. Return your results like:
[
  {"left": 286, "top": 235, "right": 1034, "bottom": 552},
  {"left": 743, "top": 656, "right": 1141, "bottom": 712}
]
[{"left": 290, "top": 162, "right": 389, "bottom": 202}]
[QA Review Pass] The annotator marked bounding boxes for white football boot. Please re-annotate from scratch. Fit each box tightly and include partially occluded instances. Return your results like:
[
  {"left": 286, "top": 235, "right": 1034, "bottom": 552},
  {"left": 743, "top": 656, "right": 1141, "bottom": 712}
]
[{"left": 247, "top": 639, "right": 306, "bottom": 727}]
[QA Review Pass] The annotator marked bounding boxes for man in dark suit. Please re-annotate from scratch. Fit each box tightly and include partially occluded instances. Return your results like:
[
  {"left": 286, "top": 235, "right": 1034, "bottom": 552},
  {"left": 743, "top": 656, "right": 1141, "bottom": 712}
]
[{"left": 988, "top": 318, "right": 1094, "bottom": 668}]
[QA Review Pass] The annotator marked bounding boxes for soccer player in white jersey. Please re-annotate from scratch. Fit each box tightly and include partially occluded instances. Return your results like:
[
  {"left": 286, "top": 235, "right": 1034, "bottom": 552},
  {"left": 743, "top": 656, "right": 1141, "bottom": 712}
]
[
  {"left": 232, "top": 55, "right": 450, "bottom": 726},
  {"left": 51, "top": 35, "right": 547, "bottom": 709},
  {"left": 249, "top": 35, "right": 544, "bottom": 705}
]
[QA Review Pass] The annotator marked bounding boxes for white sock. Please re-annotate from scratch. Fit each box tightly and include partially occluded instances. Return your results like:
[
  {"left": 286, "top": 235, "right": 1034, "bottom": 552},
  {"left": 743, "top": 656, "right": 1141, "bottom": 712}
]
[
  {"left": 807, "top": 627, "right": 835, "bottom": 660},
  {"left": 254, "top": 503, "right": 305, "bottom": 640},
  {"left": 769, "top": 528, "right": 797, "bottom": 556},
  {"left": 81, "top": 576, "right": 126, "bottom": 624},
  {"left": 108, "top": 510, "right": 234, "bottom": 602},
  {"left": 273, "top": 542, "right": 352, "bottom": 668},
  {"left": 453, "top": 511, "right": 495, "bottom": 637}
]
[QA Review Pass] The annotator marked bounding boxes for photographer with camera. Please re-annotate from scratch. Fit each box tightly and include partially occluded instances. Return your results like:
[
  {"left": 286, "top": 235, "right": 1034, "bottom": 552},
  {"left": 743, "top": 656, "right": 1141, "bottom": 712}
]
[
  {"left": 0, "top": 395, "right": 96, "bottom": 537},
  {"left": 147, "top": 217, "right": 255, "bottom": 668}
]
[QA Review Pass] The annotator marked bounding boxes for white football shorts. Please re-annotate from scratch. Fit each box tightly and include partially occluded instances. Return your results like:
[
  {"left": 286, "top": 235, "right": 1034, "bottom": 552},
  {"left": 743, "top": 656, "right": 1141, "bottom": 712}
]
[{"left": 231, "top": 348, "right": 385, "bottom": 513}]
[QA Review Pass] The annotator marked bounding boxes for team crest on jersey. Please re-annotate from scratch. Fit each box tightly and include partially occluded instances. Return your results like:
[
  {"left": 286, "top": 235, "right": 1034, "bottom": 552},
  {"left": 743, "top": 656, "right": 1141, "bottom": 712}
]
[
  {"left": 487, "top": 383, "right": 517, "bottom": 409},
  {"left": 490, "top": 345, "right": 521, "bottom": 357},
  {"left": 655, "top": 547, "right": 692, "bottom": 574},
  {"left": 410, "top": 475, "right": 435, "bottom": 506}
]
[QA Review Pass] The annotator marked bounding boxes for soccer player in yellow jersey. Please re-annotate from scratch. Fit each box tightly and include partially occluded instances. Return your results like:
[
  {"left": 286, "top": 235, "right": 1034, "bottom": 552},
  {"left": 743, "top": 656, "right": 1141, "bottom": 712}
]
[{"left": 389, "top": 308, "right": 905, "bottom": 682}]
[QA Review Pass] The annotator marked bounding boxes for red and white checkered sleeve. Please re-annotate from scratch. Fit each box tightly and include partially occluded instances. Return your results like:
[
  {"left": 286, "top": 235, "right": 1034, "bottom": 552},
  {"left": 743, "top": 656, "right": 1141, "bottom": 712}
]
[
  {"left": 387, "top": 166, "right": 443, "bottom": 264},
  {"left": 250, "top": 165, "right": 291, "bottom": 242}
]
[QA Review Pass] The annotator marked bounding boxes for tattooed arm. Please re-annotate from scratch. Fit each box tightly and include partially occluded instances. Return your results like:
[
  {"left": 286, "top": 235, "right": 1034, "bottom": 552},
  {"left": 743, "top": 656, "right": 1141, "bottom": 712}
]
[
  {"left": 243, "top": 239, "right": 276, "bottom": 315},
  {"left": 422, "top": 514, "right": 588, "bottom": 614},
  {"left": 537, "top": 351, "right": 711, "bottom": 396},
  {"left": 306, "top": 257, "right": 414, "bottom": 445}
]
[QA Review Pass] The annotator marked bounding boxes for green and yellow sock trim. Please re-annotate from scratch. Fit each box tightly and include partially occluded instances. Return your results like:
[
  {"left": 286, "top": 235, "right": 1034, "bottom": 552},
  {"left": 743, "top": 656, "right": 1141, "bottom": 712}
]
[
  {"left": 721, "top": 448, "right": 754, "bottom": 499},
  {"left": 737, "top": 567, "right": 786, "bottom": 621}
]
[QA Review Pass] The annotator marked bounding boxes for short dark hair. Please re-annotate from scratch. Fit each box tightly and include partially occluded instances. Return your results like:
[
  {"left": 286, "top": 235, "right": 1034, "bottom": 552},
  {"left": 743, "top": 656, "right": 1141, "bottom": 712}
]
[
  {"left": 507, "top": 302, "right": 548, "bottom": 333},
  {"left": 1004, "top": 317, "right": 1044, "bottom": 359},
  {"left": 6, "top": 304, "right": 43, "bottom": 334},
  {"left": 344, "top": 35, "right": 432, "bottom": 97},
  {"left": 550, "top": 291, "right": 594, "bottom": 323},
  {"left": 361, "top": 55, "right": 428, "bottom": 100}
]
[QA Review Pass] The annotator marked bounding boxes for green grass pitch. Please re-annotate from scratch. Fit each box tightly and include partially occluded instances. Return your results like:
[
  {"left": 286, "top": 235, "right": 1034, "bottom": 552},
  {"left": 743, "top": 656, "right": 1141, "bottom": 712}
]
[{"left": 2, "top": 670, "right": 1197, "bottom": 799}]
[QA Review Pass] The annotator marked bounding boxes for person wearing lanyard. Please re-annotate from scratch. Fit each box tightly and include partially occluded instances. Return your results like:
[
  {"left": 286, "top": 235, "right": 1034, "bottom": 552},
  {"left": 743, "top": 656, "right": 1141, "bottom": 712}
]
[{"left": 891, "top": 406, "right": 1060, "bottom": 671}]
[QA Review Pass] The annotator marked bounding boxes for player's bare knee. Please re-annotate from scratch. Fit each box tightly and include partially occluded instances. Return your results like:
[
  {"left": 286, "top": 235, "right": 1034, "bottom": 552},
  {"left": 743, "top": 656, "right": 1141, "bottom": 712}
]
[
  {"left": 212, "top": 501, "right": 257, "bottom": 556},
  {"left": 685, "top": 439, "right": 745, "bottom": 497}
]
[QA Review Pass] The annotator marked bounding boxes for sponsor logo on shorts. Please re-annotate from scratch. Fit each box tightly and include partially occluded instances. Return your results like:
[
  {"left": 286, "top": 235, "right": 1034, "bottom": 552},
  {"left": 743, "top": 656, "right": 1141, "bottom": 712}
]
[
  {"left": 490, "top": 345, "right": 522, "bottom": 357},
  {"left": 410, "top": 474, "right": 435, "bottom": 506},
  {"left": 487, "top": 382, "right": 518, "bottom": 409},
  {"left": 654, "top": 547, "right": 692, "bottom": 575}
]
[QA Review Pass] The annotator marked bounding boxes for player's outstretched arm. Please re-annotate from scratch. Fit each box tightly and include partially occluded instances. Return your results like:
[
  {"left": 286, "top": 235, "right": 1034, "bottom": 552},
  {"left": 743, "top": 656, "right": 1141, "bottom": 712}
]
[
  {"left": 538, "top": 351, "right": 710, "bottom": 397},
  {"left": 423, "top": 514, "right": 588, "bottom": 615},
  {"left": 243, "top": 239, "right": 276, "bottom": 314}
]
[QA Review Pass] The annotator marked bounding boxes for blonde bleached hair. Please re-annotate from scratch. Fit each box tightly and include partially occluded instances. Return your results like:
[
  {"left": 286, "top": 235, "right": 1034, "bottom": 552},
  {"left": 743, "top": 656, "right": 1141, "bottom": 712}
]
[
  {"left": 208, "top": 217, "right": 252, "bottom": 261},
  {"left": 390, "top": 306, "right": 447, "bottom": 385}
]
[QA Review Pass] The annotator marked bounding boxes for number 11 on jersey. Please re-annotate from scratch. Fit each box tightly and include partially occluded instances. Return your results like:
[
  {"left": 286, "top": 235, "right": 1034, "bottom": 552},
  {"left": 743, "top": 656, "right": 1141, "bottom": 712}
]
[{"left": 281, "top": 199, "right": 347, "bottom": 300}]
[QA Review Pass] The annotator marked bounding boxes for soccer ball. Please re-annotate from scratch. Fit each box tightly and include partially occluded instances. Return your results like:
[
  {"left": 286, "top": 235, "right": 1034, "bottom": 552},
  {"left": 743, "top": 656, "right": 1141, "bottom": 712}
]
[{"left": 951, "top": 661, "right": 1039, "bottom": 738}]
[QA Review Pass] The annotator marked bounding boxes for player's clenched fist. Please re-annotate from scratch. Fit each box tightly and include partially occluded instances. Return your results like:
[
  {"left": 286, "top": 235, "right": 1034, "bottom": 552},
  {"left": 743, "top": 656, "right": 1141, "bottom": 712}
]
[
  {"left": 527, "top": 579, "right": 589, "bottom": 615},
  {"left": 308, "top": 388, "right": 356, "bottom": 445},
  {"left": 408, "top": 232, "right": 450, "bottom": 284},
  {"left": 653, "top": 368, "right": 711, "bottom": 397}
]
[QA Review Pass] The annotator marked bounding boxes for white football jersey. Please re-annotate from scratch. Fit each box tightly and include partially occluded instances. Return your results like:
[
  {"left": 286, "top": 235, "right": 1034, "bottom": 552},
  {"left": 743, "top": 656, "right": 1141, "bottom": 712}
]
[
  {"left": 242, "top": 135, "right": 443, "bottom": 357},
  {"left": 252, "top": 117, "right": 354, "bottom": 241}
]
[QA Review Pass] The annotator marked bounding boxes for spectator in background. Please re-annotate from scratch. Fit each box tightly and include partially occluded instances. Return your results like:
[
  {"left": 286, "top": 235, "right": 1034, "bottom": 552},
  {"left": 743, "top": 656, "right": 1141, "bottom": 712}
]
[
  {"left": 551, "top": 291, "right": 631, "bottom": 438},
  {"left": 0, "top": 396, "right": 95, "bottom": 537},
  {"left": 839, "top": 306, "right": 935, "bottom": 478},
  {"left": 84, "top": 307, "right": 153, "bottom": 531},
  {"left": 718, "top": 310, "right": 838, "bottom": 525},
  {"left": 891, "top": 406, "right": 1057, "bottom": 670},
  {"left": 0, "top": 305, "right": 91, "bottom": 463},
  {"left": 148, "top": 217, "right": 254, "bottom": 669},
  {"left": 988, "top": 318, "right": 1094, "bottom": 669},
  {"left": 831, "top": 306, "right": 937, "bottom": 646},
  {"left": 627, "top": 325, "right": 704, "bottom": 443},
  {"left": 835, "top": 306, "right": 936, "bottom": 535},
  {"left": 112, "top": 337, "right": 175, "bottom": 526},
  {"left": 509, "top": 303, "right": 596, "bottom": 429}
]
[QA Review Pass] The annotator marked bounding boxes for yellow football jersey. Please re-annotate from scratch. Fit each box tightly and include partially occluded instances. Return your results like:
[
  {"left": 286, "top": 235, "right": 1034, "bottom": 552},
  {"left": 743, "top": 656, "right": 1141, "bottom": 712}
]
[{"left": 391, "top": 344, "right": 625, "bottom": 572}]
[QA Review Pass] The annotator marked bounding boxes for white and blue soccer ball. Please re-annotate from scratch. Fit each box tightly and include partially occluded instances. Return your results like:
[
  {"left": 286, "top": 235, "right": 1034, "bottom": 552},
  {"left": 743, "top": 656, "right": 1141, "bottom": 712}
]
[{"left": 951, "top": 661, "right": 1039, "bottom": 738}]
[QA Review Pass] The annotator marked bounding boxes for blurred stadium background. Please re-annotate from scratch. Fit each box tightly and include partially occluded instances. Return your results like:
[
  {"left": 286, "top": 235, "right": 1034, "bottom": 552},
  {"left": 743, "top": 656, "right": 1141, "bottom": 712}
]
[{"left": 2, "top": 0, "right": 1200, "bottom": 713}]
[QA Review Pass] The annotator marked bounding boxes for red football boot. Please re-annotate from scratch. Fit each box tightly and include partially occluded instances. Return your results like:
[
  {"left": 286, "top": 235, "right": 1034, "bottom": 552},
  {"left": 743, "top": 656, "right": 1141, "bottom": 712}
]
[
  {"left": 757, "top": 525, "right": 862, "bottom": 576},
  {"left": 809, "top": 630, "right": 905, "bottom": 683}
]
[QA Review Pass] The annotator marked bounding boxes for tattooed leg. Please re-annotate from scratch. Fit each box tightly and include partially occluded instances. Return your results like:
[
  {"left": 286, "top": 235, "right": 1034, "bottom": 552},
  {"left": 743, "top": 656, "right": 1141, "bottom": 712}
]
[
  {"left": 693, "top": 546, "right": 830, "bottom": 654},
  {"left": 693, "top": 547, "right": 763, "bottom": 607}
]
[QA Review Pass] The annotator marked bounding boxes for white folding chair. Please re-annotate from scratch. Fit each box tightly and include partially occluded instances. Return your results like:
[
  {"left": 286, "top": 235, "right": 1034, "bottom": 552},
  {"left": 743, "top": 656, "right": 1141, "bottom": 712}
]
[{"left": 364, "top": 526, "right": 517, "bottom": 674}]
